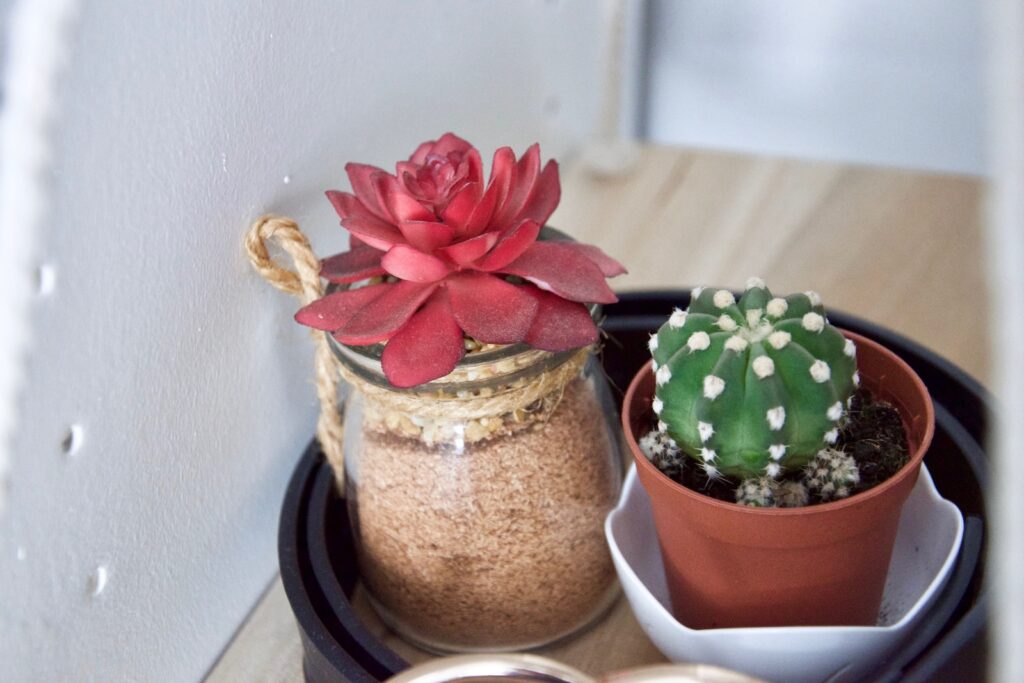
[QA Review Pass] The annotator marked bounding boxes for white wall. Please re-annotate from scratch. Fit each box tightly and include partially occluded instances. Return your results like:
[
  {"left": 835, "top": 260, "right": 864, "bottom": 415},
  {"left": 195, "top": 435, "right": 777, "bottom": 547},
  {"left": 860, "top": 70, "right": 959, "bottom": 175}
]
[
  {"left": 0, "top": 2, "right": 604, "bottom": 680},
  {"left": 988, "top": 2, "right": 1024, "bottom": 681},
  {"left": 642, "top": 0, "right": 985, "bottom": 175}
]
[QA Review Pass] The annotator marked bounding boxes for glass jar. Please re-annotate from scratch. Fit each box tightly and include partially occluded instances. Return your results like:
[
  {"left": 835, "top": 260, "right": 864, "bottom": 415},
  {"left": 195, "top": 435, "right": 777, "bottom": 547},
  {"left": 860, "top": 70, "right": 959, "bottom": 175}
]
[{"left": 332, "top": 329, "right": 624, "bottom": 653}]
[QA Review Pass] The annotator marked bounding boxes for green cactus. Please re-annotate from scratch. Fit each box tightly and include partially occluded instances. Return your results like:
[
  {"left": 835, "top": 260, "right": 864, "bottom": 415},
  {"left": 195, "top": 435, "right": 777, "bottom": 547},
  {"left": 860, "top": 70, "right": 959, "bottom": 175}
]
[{"left": 649, "top": 278, "right": 859, "bottom": 480}]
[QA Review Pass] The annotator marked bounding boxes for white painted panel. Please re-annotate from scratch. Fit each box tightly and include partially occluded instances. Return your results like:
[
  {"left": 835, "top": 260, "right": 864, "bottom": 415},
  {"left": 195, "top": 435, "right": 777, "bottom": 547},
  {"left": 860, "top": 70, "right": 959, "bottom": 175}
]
[
  {"left": 643, "top": 0, "right": 985, "bottom": 174},
  {"left": 0, "top": 1, "right": 604, "bottom": 680},
  {"left": 987, "top": 2, "right": 1024, "bottom": 681}
]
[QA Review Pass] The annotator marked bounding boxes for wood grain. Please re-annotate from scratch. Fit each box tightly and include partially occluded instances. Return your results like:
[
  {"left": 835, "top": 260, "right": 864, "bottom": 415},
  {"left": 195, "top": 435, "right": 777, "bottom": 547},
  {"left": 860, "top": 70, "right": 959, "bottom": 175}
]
[
  {"left": 206, "top": 578, "right": 304, "bottom": 683},
  {"left": 206, "top": 145, "right": 987, "bottom": 682},
  {"left": 553, "top": 146, "right": 987, "bottom": 383}
]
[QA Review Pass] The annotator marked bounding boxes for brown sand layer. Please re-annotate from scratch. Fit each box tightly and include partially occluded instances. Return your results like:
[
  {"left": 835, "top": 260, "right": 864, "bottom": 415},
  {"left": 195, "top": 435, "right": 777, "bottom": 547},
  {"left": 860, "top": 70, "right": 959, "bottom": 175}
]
[{"left": 350, "top": 378, "right": 621, "bottom": 650}]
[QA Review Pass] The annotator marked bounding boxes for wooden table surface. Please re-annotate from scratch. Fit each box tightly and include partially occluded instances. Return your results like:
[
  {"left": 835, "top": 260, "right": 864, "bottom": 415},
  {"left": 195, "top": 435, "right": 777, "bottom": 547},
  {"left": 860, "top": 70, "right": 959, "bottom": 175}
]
[{"left": 206, "top": 144, "right": 988, "bottom": 682}]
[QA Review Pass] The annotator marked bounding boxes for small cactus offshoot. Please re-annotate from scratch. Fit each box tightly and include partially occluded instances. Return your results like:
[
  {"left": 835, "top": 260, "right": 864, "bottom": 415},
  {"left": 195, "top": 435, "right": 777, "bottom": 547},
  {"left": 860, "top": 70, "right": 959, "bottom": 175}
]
[
  {"left": 650, "top": 279, "right": 858, "bottom": 480},
  {"left": 648, "top": 424, "right": 859, "bottom": 508},
  {"left": 805, "top": 448, "right": 861, "bottom": 501},
  {"left": 735, "top": 477, "right": 776, "bottom": 507},
  {"left": 775, "top": 480, "right": 811, "bottom": 508},
  {"left": 640, "top": 429, "right": 687, "bottom": 480},
  {"left": 734, "top": 477, "right": 811, "bottom": 508}
]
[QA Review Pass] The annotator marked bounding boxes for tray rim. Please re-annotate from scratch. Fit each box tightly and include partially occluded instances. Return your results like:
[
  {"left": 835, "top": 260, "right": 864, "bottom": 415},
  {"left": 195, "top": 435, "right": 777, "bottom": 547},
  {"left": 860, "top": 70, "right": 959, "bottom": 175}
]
[{"left": 294, "top": 397, "right": 987, "bottom": 681}]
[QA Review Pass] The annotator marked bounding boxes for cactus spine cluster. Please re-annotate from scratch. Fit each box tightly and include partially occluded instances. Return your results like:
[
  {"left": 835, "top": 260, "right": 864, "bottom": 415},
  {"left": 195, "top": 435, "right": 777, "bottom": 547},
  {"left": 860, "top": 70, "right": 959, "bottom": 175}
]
[
  {"left": 734, "top": 475, "right": 814, "bottom": 507},
  {"left": 805, "top": 448, "right": 861, "bottom": 501},
  {"left": 735, "top": 477, "right": 776, "bottom": 507},
  {"left": 649, "top": 278, "right": 859, "bottom": 480},
  {"left": 639, "top": 430, "right": 687, "bottom": 480}
]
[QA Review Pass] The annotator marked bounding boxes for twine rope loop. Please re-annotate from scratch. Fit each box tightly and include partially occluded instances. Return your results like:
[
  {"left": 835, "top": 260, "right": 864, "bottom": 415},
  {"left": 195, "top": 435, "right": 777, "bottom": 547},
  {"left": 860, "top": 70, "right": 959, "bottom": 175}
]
[
  {"left": 245, "top": 215, "right": 346, "bottom": 483},
  {"left": 334, "top": 347, "right": 590, "bottom": 423},
  {"left": 244, "top": 215, "right": 322, "bottom": 302}
]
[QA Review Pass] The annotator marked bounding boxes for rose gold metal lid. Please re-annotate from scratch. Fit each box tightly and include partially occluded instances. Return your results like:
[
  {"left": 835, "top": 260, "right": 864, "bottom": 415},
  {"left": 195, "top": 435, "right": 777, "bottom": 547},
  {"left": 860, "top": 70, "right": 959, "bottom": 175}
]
[
  {"left": 383, "top": 654, "right": 594, "bottom": 683},
  {"left": 598, "top": 663, "right": 764, "bottom": 683},
  {"left": 384, "top": 655, "right": 765, "bottom": 683}
]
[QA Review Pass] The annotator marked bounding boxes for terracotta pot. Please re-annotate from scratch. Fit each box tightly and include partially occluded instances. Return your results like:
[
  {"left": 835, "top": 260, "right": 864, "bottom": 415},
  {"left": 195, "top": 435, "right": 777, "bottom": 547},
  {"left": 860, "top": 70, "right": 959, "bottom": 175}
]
[{"left": 622, "top": 330, "right": 935, "bottom": 629}]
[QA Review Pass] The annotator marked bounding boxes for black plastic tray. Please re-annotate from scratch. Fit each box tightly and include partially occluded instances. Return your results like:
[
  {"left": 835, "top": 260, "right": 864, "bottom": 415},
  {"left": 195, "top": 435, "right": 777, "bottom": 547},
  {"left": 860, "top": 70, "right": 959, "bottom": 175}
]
[{"left": 279, "top": 291, "right": 989, "bottom": 682}]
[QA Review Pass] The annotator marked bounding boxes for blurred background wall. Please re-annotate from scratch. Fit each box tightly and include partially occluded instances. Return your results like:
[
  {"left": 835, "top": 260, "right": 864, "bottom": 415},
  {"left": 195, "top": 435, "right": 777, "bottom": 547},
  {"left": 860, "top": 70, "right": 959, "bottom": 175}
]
[{"left": 642, "top": 0, "right": 984, "bottom": 175}]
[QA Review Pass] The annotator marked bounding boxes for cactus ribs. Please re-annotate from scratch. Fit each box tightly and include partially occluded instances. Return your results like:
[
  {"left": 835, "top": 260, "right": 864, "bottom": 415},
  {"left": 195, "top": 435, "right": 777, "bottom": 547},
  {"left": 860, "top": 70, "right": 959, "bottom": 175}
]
[{"left": 641, "top": 279, "right": 908, "bottom": 507}]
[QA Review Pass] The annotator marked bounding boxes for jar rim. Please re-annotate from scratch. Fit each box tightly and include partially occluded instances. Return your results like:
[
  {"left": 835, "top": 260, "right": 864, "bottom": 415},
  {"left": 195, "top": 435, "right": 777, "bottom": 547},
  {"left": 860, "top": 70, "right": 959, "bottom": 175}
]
[{"left": 329, "top": 335, "right": 589, "bottom": 393}]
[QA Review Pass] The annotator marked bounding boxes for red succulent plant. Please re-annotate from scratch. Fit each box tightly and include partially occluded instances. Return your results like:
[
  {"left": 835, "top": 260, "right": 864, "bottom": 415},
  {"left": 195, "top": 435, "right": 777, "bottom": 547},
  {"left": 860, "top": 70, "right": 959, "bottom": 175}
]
[{"left": 296, "top": 133, "right": 626, "bottom": 387}]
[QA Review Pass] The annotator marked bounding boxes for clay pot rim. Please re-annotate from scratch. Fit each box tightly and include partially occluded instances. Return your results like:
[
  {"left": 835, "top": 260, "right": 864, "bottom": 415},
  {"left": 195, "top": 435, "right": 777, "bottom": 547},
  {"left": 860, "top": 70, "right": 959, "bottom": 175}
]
[{"left": 623, "top": 329, "right": 935, "bottom": 517}]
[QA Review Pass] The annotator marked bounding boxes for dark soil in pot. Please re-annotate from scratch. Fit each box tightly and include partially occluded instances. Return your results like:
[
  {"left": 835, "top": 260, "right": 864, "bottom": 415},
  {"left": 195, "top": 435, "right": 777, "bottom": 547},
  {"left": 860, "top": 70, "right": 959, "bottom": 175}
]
[{"left": 648, "top": 387, "right": 910, "bottom": 504}]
